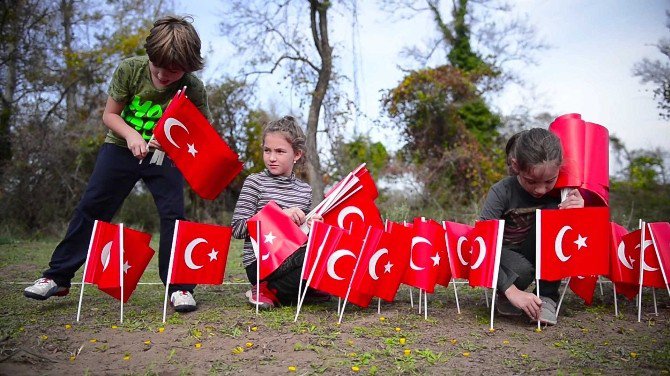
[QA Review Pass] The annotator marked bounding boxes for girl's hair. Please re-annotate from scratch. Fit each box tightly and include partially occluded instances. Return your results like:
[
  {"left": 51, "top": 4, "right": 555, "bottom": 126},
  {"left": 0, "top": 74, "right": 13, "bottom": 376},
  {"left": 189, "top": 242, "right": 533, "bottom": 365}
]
[
  {"left": 506, "top": 128, "right": 563, "bottom": 175},
  {"left": 262, "top": 116, "right": 307, "bottom": 166},
  {"left": 144, "top": 15, "right": 204, "bottom": 72}
]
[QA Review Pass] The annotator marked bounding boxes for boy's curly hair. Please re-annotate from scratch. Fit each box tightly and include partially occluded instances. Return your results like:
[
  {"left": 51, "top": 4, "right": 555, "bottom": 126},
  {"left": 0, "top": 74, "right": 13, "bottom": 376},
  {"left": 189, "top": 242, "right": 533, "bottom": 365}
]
[{"left": 144, "top": 15, "right": 204, "bottom": 72}]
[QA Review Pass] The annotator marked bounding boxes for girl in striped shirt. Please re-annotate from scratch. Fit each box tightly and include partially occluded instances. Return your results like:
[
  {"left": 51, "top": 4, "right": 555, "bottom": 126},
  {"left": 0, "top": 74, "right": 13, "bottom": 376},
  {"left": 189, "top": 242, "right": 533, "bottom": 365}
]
[{"left": 231, "top": 116, "right": 323, "bottom": 308}]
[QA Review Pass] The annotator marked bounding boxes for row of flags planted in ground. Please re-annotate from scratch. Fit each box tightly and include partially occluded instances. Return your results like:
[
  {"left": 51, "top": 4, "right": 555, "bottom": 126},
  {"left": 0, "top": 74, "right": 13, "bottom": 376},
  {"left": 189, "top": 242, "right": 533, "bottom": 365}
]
[
  {"left": 77, "top": 162, "right": 670, "bottom": 326},
  {"left": 77, "top": 90, "right": 668, "bottom": 326}
]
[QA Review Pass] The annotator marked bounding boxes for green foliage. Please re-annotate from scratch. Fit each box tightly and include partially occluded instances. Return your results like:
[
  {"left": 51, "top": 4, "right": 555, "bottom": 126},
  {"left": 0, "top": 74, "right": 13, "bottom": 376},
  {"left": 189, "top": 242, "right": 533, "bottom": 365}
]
[{"left": 332, "top": 134, "right": 388, "bottom": 181}]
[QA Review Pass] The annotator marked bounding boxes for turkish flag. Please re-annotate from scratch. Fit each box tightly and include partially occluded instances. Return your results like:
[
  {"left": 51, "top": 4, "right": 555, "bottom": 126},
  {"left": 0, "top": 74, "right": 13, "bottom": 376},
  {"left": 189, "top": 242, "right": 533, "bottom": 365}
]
[
  {"left": 467, "top": 220, "right": 504, "bottom": 289},
  {"left": 609, "top": 222, "right": 639, "bottom": 299},
  {"left": 443, "top": 221, "right": 474, "bottom": 280},
  {"left": 95, "top": 224, "right": 155, "bottom": 303},
  {"left": 639, "top": 225, "right": 666, "bottom": 288},
  {"left": 321, "top": 192, "right": 383, "bottom": 234},
  {"left": 302, "top": 221, "right": 346, "bottom": 281},
  {"left": 549, "top": 113, "right": 609, "bottom": 206},
  {"left": 308, "top": 228, "right": 371, "bottom": 306},
  {"left": 84, "top": 220, "right": 119, "bottom": 285},
  {"left": 247, "top": 201, "right": 308, "bottom": 280},
  {"left": 357, "top": 221, "right": 413, "bottom": 302},
  {"left": 169, "top": 220, "right": 232, "bottom": 285},
  {"left": 609, "top": 222, "right": 636, "bottom": 283},
  {"left": 400, "top": 218, "right": 445, "bottom": 293},
  {"left": 536, "top": 207, "right": 610, "bottom": 281},
  {"left": 325, "top": 163, "right": 378, "bottom": 200},
  {"left": 153, "top": 90, "right": 243, "bottom": 200},
  {"left": 568, "top": 275, "right": 598, "bottom": 305},
  {"left": 647, "top": 222, "right": 670, "bottom": 286}
]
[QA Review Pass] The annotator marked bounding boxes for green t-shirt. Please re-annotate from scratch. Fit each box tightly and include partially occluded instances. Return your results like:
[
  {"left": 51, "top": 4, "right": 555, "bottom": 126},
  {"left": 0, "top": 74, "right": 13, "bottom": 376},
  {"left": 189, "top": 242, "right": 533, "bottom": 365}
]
[{"left": 105, "top": 55, "right": 212, "bottom": 147}]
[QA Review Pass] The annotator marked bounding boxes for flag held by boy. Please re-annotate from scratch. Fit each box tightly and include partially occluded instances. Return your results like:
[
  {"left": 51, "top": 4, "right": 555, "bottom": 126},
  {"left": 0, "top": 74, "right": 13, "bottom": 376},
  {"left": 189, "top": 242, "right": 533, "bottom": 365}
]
[{"left": 153, "top": 89, "right": 243, "bottom": 200}]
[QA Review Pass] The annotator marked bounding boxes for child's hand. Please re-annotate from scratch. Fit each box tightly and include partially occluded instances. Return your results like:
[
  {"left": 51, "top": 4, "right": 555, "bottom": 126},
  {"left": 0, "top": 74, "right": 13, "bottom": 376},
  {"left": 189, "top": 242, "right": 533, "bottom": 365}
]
[
  {"left": 127, "top": 131, "right": 148, "bottom": 159},
  {"left": 283, "top": 207, "right": 306, "bottom": 226},
  {"left": 148, "top": 138, "right": 163, "bottom": 151},
  {"left": 307, "top": 214, "right": 323, "bottom": 227},
  {"left": 558, "top": 189, "right": 584, "bottom": 209},
  {"left": 504, "top": 286, "right": 542, "bottom": 321}
]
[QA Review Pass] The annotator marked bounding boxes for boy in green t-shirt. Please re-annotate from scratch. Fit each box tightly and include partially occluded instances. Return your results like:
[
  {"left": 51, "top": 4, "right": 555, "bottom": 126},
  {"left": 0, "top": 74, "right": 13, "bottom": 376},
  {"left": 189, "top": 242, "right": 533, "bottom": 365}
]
[{"left": 24, "top": 15, "right": 211, "bottom": 313}]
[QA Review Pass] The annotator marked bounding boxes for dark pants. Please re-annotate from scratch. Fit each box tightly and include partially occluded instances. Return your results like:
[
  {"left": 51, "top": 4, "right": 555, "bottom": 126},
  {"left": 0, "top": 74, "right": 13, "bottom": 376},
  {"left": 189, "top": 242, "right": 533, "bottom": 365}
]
[
  {"left": 245, "top": 247, "right": 306, "bottom": 305},
  {"left": 43, "top": 143, "right": 194, "bottom": 294},
  {"left": 497, "top": 221, "right": 560, "bottom": 302}
]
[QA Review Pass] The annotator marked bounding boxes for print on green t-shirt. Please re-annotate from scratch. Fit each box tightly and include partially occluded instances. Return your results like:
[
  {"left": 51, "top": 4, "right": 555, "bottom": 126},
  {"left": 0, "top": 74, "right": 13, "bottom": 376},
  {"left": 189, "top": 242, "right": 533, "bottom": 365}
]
[{"left": 122, "top": 95, "right": 163, "bottom": 141}]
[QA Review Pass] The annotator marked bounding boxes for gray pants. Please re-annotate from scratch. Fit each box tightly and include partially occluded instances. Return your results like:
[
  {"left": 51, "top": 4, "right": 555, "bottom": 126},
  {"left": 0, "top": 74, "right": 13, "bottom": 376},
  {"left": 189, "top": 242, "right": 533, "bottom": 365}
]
[{"left": 497, "top": 221, "right": 560, "bottom": 301}]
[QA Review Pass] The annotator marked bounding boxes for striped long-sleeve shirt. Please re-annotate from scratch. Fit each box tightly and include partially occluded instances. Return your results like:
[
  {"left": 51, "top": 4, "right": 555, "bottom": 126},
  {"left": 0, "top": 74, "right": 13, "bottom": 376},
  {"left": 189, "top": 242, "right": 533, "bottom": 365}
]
[{"left": 231, "top": 169, "right": 312, "bottom": 267}]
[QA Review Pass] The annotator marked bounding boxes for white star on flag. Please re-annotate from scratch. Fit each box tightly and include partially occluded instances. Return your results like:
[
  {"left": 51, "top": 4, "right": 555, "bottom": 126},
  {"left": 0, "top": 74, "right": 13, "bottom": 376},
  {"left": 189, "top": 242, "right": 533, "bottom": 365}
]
[
  {"left": 574, "top": 234, "right": 588, "bottom": 250},
  {"left": 123, "top": 261, "right": 131, "bottom": 274},
  {"left": 431, "top": 252, "right": 441, "bottom": 266},
  {"left": 187, "top": 143, "right": 198, "bottom": 157},
  {"left": 264, "top": 232, "right": 276, "bottom": 245},
  {"left": 383, "top": 261, "right": 393, "bottom": 274},
  {"left": 208, "top": 248, "right": 218, "bottom": 261}
]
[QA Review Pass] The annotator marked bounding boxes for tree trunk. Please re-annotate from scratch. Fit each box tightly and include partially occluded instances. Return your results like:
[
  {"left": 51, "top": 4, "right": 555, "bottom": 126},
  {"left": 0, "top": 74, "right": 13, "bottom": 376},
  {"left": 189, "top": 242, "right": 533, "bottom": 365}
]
[
  {"left": 0, "top": 0, "right": 21, "bottom": 176},
  {"left": 305, "top": 0, "right": 332, "bottom": 204},
  {"left": 61, "top": 0, "right": 76, "bottom": 127}
]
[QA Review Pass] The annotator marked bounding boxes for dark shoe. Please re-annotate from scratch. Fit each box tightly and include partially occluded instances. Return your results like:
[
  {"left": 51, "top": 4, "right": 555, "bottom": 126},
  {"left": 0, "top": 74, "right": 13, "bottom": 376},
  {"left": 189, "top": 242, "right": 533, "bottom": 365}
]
[
  {"left": 496, "top": 294, "right": 522, "bottom": 316},
  {"left": 24, "top": 278, "right": 69, "bottom": 300},
  {"left": 303, "top": 288, "right": 331, "bottom": 304}
]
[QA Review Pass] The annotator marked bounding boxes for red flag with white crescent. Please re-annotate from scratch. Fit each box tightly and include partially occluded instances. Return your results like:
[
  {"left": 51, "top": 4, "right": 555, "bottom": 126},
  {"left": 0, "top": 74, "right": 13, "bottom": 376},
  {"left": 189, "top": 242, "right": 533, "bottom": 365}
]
[
  {"left": 400, "top": 218, "right": 445, "bottom": 293},
  {"left": 355, "top": 221, "right": 413, "bottom": 302},
  {"left": 84, "top": 220, "right": 119, "bottom": 285},
  {"left": 443, "top": 221, "right": 474, "bottom": 280},
  {"left": 467, "top": 220, "right": 504, "bottom": 289},
  {"left": 322, "top": 192, "right": 383, "bottom": 235},
  {"left": 308, "top": 229, "right": 372, "bottom": 307},
  {"left": 153, "top": 90, "right": 243, "bottom": 200},
  {"left": 96, "top": 225, "right": 154, "bottom": 303},
  {"left": 536, "top": 207, "right": 610, "bottom": 281},
  {"left": 169, "top": 220, "right": 232, "bottom": 285},
  {"left": 247, "top": 201, "right": 308, "bottom": 280}
]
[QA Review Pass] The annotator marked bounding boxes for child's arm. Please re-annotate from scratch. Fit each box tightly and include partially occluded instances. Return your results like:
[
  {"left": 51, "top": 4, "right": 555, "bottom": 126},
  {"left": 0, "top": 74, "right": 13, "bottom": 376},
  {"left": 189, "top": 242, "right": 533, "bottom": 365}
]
[
  {"left": 231, "top": 176, "right": 262, "bottom": 239},
  {"left": 102, "top": 97, "right": 148, "bottom": 160},
  {"left": 558, "top": 189, "right": 584, "bottom": 209}
]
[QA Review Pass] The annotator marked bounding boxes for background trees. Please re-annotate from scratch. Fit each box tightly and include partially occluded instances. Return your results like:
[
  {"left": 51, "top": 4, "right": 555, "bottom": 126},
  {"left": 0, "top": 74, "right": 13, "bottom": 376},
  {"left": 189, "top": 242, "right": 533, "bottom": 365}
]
[{"left": 0, "top": 1, "right": 667, "bottom": 236}]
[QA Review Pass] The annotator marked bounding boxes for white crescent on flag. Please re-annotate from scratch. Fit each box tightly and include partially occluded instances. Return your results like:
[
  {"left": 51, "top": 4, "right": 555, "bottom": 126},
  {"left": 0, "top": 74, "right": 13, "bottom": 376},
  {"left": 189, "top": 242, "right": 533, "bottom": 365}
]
[
  {"left": 327, "top": 249, "right": 356, "bottom": 280},
  {"left": 409, "top": 236, "right": 432, "bottom": 271},
  {"left": 617, "top": 241, "right": 634, "bottom": 270},
  {"left": 470, "top": 237, "right": 486, "bottom": 270},
  {"left": 368, "top": 248, "right": 388, "bottom": 280},
  {"left": 337, "top": 206, "right": 365, "bottom": 230},
  {"left": 554, "top": 225, "right": 572, "bottom": 262},
  {"left": 164, "top": 118, "right": 190, "bottom": 148},
  {"left": 184, "top": 238, "right": 207, "bottom": 270},
  {"left": 101, "top": 241, "right": 113, "bottom": 271},
  {"left": 250, "top": 234, "right": 259, "bottom": 259},
  {"left": 456, "top": 236, "right": 468, "bottom": 266},
  {"left": 639, "top": 240, "right": 658, "bottom": 271}
]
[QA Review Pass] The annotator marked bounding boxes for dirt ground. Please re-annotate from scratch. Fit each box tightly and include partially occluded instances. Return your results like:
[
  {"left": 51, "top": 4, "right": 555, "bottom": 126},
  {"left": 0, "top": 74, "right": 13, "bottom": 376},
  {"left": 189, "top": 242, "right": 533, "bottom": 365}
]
[{"left": 1, "top": 240, "right": 669, "bottom": 375}]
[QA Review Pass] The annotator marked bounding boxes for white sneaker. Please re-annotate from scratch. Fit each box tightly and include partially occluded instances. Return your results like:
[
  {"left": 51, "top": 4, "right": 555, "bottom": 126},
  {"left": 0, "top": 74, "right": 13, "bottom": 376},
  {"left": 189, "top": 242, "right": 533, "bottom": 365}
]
[
  {"left": 170, "top": 290, "right": 197, "bottom": 312},
  {"left": 24, "top": 278, "right": 69, "bottom": 300}
]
